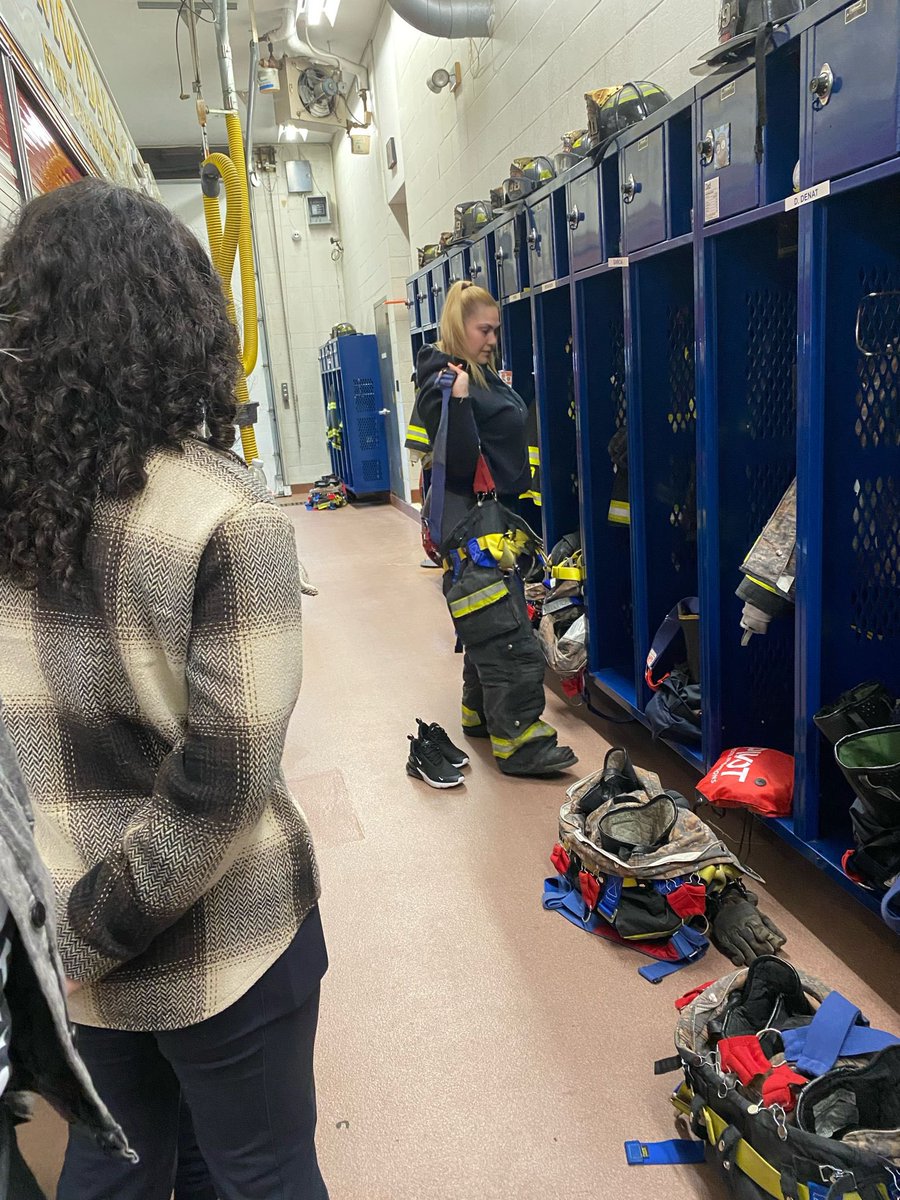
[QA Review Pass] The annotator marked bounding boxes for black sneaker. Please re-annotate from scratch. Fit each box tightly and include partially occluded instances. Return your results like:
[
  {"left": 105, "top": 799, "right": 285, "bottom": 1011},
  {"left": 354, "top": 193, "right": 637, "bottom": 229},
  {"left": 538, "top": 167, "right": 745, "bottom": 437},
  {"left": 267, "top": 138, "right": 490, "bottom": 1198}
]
[
  {"left": 406, "top": 735, "right": 464, "bottom": 789},
  {"left": 417, "top": 719, "right": 469, "bottom": 769}
]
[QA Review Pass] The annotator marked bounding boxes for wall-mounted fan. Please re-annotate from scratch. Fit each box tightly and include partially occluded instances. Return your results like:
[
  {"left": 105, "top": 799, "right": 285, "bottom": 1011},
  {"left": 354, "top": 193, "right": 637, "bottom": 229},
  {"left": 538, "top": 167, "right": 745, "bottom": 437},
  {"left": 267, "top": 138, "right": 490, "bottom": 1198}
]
[{"left": 298, "top": 64, "right": 339, "bottom": 118}]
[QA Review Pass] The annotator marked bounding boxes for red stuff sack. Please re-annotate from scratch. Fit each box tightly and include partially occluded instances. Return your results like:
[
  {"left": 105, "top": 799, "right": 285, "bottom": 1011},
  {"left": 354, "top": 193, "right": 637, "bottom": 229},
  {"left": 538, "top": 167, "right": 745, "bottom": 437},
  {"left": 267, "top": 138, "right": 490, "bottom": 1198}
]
[{"left": 697, "top": 747, "right": 794, "bottom": 818}]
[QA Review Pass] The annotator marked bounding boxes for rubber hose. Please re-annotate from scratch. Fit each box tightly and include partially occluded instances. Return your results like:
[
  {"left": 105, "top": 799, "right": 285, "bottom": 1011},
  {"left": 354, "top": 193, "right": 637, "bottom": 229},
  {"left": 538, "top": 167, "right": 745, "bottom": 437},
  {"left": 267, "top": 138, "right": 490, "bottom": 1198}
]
[{"left": 201, "top": 110, "right": 259, "bottom": 457}]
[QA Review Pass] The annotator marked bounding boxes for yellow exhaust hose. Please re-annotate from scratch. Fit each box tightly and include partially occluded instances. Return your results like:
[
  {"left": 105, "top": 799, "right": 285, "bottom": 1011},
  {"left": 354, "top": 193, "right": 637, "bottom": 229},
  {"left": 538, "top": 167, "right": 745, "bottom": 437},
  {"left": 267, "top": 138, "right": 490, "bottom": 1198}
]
[{"left": 202, "top": 112, "right": 259, "bottom": 463}]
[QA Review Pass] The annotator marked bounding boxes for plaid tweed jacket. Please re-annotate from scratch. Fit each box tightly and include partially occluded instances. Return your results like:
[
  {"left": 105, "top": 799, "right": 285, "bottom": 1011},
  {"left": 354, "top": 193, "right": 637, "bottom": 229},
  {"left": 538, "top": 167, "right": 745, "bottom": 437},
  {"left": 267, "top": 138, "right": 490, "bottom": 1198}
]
[{"left": 0, "top": 439, "right": 320, "bottom": 1032}]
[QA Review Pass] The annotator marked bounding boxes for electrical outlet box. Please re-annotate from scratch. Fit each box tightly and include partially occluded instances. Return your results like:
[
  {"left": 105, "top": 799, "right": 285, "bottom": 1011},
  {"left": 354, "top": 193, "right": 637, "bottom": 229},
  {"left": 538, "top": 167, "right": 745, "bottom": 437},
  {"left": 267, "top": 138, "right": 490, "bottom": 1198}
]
[
  {"left": 285, "top": 159, "right": 313, "bottom": 193},
  {"left": 351, "top": 135, "right": 371, "bottom": 155},
  {"left": 306, "top": 195, "right": 332, "bottom": 225}
]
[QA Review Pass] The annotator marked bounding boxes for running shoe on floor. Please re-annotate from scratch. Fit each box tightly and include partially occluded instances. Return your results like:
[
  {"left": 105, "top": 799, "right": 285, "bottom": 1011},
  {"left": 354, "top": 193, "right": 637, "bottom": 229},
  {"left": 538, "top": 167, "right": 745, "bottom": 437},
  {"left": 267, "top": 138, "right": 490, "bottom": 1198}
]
[
  {"left": 406, "top": 734, "right": 464, "bottom": 789},
  {"left": 416, "top": 719, "right": 469, "bottom": 769}
]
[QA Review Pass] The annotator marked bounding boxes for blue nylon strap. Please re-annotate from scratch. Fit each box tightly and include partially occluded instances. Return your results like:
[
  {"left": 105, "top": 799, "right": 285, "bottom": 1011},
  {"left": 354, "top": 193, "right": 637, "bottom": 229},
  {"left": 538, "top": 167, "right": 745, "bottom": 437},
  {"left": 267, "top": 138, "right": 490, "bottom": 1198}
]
[
  {"left": 793, "top": 991, "right": 864, "bottom": 1077},
  {"left": 639, "top": 959, "right": 690, "bottom": 984},
  {"left": 542, "top": 875, "right": 600, "bottom": 931},
  {"left": 782, "top": 1021, "right": 899, "bottom": 1072},
  {"left": 638, "top": 927, "right": 709, "bottom": 984},
  {"left": 624, "top": 1139, "right": 706, "bottom": 1166},
  {"left": 883, "top": 876, "right": 900, "bottom": 934},
  {"left": 651, "top": 877, "right": 687, "bottom": 896},
  {"left": 426, "top": 372, "right": 454, "bottom": 550},
  {"left": 597, "top": 875, "right": 622, "bottom": 921}
]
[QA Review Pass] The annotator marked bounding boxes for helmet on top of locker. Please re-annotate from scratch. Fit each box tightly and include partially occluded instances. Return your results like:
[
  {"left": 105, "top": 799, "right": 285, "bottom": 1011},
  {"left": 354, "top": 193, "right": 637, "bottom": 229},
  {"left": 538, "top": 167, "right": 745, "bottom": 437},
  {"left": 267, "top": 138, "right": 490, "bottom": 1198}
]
[
  {"left": 694, "top": 0, "right": 817, "bottom": 71},
  {"left": 585, "top": 82, "right": 672, "bottom": 154}
]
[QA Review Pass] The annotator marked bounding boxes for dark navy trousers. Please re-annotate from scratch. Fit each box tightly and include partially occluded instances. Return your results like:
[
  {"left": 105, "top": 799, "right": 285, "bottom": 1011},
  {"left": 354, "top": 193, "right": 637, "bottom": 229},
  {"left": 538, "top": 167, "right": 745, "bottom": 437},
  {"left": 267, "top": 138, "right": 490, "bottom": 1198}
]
[{"left": 58, "top": 909, "right": 329, "bottom": 1200}]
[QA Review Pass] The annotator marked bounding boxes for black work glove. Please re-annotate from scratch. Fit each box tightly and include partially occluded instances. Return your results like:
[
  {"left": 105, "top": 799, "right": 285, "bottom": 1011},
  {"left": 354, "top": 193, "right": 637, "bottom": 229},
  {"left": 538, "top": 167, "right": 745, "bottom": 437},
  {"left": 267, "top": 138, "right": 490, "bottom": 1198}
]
[{"left": 710, "top": 886, "right": 786, "bottom": 967}]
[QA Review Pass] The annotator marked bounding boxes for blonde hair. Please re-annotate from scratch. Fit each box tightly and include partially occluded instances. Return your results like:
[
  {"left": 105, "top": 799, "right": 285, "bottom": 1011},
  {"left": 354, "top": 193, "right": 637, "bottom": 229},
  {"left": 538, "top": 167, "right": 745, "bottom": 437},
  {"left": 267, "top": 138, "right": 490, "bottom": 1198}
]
[{"left": 438, "top": 280, "right": 499, "bottom": 390}]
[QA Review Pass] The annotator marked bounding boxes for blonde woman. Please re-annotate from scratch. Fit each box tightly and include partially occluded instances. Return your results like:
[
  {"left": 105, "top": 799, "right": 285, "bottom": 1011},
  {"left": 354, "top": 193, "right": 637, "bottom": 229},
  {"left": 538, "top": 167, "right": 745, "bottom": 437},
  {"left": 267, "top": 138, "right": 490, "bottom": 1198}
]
[{"left": 413, "top": 281, "right": 577, "bottom": 779}]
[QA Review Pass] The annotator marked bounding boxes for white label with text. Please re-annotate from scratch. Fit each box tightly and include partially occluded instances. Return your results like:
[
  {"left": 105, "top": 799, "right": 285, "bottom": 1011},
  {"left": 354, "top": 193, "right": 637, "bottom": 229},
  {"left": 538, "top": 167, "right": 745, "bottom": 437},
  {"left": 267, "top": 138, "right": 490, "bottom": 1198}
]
[{"left": 785, "top": 180, "right": 831, "bottom": 211}]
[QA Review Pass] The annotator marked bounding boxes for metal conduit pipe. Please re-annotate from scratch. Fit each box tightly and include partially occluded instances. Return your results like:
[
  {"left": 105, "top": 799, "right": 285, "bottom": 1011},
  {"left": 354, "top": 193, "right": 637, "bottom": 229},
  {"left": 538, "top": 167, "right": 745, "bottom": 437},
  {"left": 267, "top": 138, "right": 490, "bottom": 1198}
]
[{"left": 386, "top": 0, "right": 494, "bottom": 38}]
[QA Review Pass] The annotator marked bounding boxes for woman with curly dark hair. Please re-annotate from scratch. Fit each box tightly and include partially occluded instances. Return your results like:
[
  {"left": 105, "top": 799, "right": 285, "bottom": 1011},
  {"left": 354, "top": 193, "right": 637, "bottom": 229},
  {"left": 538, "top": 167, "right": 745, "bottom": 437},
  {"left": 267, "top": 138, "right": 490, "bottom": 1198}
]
[{"left": 0, "top": 180, "right": 329, "bottom": 1199}]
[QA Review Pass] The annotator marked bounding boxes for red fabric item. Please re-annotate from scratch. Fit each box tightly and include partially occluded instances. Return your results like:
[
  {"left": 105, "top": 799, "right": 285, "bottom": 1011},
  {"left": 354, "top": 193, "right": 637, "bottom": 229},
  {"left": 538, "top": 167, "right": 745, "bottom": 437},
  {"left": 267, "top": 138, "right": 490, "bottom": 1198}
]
[
  {"left": 665, "top": 883, "right": 707, "bottom": 919},
  {"left": 762, "top": 1064, "right": 807, "bottom": 1113},
  {"left": 473, "top": 454, "right": 496, "bottom": 495},
  {"left": 697, "top": 747, "right": 794, "bottom": 817},
  {"left": 675, "top": 981, "right": 716, "bottom": 1011},
  {"left": 587, "top": 920, "right": 685, "bottom": 961},
  {"left": 842, "top": 849, "right": 865, "bottom": 885},
  {"left": 718, "top": 1036, "right": 772, "bottom": 1085},
  {"left": 578, "top": 871, "right": 600, "bottom": 913},
  {"left": 550, "top": 844, "right": 570, "bottom": 876},
  {"left": 561, "top": 672, "right": 585, "bottom": 700}
]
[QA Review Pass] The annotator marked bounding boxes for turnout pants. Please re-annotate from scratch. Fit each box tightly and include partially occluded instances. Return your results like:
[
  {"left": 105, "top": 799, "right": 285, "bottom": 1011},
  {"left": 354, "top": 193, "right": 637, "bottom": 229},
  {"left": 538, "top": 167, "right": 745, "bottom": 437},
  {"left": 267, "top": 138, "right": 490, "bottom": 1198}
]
[
  {"left": 446, "top": 565, "right": 558, "bottom": 773},
  {"left": 58, "top": 910, "right": 329, "bottom": 1200}
]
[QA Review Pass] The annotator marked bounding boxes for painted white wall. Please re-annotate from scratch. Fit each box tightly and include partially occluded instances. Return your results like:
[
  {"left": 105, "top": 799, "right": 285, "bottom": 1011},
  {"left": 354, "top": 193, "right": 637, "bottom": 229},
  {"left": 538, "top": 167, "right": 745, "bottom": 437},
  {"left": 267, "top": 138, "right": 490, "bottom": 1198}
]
[
  {"left": 251, "top": 144, "right": 346, "bottom": 487},
  {"left": 332, "top": 0, "right": 721, "bottom": 328}
]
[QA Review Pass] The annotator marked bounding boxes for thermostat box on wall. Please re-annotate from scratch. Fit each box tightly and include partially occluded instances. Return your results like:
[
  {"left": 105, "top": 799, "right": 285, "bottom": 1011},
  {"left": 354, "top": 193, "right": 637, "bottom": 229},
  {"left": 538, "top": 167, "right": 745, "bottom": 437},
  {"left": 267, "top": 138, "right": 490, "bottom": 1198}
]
[{"left": 306, "top": 194, "right": 332, "bottom": 225}]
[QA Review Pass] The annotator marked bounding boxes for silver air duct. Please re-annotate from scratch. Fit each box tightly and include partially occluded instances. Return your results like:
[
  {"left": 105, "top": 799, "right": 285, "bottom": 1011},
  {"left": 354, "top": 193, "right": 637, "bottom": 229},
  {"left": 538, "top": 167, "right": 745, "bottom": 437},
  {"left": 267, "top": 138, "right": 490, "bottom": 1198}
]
[{"left": 386, "top": 0, "right": 494, "bottom": 39}]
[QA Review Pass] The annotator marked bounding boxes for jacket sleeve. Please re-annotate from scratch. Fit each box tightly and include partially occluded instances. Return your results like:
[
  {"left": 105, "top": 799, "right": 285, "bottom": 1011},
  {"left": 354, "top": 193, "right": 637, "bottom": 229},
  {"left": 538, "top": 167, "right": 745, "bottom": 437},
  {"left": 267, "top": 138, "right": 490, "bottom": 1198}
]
[
  {"left": 416, "top": 371, "right": 481, "bottom": 490},
  {"left": 63, "top": 503, "right": 304, "bottom": 982}
]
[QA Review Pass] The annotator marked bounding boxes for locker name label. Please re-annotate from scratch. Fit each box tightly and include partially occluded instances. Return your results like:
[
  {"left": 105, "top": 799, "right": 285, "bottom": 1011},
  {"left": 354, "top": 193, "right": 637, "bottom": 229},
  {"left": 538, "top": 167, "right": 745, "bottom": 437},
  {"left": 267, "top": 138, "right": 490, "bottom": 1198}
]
[
  {"left": 608, "top": 256, "right": 629, "bottom": 268},
  {"left": 784, "top": 180, "right": 831, "bottom": 211}
]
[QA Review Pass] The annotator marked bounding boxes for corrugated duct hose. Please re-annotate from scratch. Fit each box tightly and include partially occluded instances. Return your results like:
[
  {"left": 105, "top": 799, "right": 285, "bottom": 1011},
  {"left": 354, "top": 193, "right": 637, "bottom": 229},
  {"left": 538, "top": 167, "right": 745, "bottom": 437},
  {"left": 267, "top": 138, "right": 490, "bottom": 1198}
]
[{"left": 201, "top": 112, "right": 259, "bottom": 462}]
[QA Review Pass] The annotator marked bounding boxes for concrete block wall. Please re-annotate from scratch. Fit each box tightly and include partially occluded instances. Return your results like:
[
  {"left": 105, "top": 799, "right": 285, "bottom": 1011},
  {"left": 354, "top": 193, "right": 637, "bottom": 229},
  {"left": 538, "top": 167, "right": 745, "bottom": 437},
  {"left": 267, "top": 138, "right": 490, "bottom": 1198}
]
[
  {"left": 251, "top": 144, "right": 345, "bottom": 486},
  {"left": 331, "top": 0, "right": 721, "bottom": 332}
]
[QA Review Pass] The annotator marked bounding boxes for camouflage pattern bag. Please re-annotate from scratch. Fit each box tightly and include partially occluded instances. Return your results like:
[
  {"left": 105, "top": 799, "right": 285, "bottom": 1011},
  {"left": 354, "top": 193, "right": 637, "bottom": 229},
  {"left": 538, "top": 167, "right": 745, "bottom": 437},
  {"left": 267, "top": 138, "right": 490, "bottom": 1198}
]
[{"left": 661, "top": 957, "right": 900, "bottom": 1199}]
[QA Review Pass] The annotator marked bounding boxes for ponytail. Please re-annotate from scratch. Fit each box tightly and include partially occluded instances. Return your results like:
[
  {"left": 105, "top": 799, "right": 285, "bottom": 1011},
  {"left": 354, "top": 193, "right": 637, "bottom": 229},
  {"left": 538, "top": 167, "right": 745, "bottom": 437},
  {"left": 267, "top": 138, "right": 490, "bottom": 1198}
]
[{"left": 437, "top": 280, "right": 499, "bottom": 391}]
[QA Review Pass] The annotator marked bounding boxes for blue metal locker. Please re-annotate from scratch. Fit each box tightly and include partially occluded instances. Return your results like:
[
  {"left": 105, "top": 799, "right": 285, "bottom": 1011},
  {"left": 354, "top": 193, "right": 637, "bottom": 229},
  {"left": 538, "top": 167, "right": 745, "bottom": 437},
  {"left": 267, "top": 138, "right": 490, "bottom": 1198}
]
[
  {"left": 805, "top": 0, "right": 900, "bottom": 183},
  {"left": 621, "top": 124, "right": 668, "bottom": 251},
  {"left": 566, "top": 162, "right": 603, "bottom": 274},
  {"left": 318, "top": 334, "right": 390, "bottom": 495}
]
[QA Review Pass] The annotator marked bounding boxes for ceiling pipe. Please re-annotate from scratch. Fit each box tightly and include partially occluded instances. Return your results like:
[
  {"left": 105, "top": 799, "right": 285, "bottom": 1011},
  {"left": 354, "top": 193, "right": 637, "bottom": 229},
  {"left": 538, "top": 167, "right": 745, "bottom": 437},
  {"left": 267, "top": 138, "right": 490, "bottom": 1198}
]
[
  {"left": 263, "top": 3, "right": 370, "bottom": 90},
  {"left": 386, "top": 0, "right": 494, "bottom": 39}
]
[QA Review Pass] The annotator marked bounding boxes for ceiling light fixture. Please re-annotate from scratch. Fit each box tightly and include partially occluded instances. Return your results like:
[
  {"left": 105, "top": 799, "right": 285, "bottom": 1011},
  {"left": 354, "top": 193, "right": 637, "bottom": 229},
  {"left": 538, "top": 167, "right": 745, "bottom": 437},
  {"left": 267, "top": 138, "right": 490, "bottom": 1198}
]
[
  {"left": 324, "top": 0, "right": 341, "bottom": 23},
  {"left": 306, "top": 0, "right": 326, "bottom": 25}
]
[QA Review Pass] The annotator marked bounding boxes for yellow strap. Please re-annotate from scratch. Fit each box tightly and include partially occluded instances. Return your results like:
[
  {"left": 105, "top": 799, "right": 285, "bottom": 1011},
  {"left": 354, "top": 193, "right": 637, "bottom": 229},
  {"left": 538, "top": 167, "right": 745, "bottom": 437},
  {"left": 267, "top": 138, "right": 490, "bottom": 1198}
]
[
  {"left": 490, "top": 720, "right": 555, "bottom": 759},
  {"left": 701, "top": 1108, "right": 880, "bottom": 1200},
  {"left": 449, "top": 581, "right": 509, "bottom": 619}
]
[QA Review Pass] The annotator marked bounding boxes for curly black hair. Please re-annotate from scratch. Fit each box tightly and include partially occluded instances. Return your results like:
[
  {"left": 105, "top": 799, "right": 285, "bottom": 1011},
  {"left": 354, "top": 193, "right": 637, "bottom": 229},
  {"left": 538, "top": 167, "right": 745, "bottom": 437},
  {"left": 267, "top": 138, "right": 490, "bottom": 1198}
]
[{"left": 0, "top": 178, "right": 239, "bottom": 591}]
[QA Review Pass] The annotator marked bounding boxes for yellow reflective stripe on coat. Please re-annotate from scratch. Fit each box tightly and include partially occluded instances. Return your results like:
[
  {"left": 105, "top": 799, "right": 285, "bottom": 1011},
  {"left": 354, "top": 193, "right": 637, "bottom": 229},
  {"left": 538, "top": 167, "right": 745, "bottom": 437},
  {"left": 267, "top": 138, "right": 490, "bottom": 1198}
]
[
  {"left": 449, "top": 581, "right": 509, "bottom": 619},
  {"left": 461, "top": 705, "right": 482, "bottom": 728},
  {"left": 608, "top": 500, "right": 631, "bottom": 525},
  {"left": 490, "top": 720, "right": 555, "bottom": 760},
  {"left": 406, "top": 423, "right": 430, "bottom": 448},
  {"left": 528, "top": 446, "right": 541, "bottom": 467}
]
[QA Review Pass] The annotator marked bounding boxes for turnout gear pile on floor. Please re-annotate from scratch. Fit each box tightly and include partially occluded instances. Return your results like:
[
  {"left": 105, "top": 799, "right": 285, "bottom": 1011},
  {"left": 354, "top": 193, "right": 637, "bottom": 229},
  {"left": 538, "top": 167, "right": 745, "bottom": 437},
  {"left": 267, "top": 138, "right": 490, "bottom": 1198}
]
[
  {"left": 738, "top": 478, "right": 797, "bottom": 644},
  {"left": 653, "top": 957, "right": 900, "bottom": 1200},
  {"left": 544, "top": 750, "right": 785, "bottom": 980},
  {"left": 812, "top": 684, "right": 900, "bottom": 930},
  {"left": 305, "top": 475, "right": 348, "bottom": 510}
]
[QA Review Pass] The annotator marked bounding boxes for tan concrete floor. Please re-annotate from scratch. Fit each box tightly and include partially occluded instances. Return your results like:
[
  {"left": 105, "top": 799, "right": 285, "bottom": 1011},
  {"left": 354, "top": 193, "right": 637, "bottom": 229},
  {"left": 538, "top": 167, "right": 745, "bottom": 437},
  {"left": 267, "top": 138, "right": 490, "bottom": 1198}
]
[{"left": 21, "top": 501, "right": 900, "bottom": 1199}]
